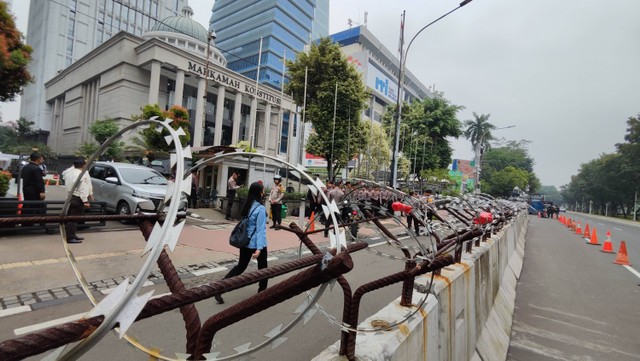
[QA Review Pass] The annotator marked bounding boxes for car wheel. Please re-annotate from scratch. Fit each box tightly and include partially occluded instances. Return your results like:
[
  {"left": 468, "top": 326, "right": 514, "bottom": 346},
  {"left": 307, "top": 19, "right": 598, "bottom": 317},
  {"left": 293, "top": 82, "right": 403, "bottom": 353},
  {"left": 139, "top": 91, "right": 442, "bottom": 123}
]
[{"left": 117, "top": 201, "right": 131, "bottom": 224}]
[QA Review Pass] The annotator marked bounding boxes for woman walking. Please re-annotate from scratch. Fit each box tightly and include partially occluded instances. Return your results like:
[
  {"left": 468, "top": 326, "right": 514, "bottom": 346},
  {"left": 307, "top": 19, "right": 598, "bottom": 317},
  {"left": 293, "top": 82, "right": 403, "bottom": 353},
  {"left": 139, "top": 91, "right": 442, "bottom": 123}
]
[{"left": 215, "top": 182, "right": 268, "bottom": 304}]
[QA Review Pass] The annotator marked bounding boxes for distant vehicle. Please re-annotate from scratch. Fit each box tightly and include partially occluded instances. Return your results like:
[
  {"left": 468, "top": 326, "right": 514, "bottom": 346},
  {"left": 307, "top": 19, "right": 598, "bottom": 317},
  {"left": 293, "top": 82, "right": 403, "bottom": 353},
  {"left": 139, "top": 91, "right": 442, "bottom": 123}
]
[
  {"left": 529, "top": 194, "right": 547, "bottom": 217},
  {"left": 88, "top": 162, "right": 186, "bottom": 219},
  {"left": 528, "top": 205, "right": 538, "bottom": 215},
  {"left": 559, "top": 206, "right": 567, "bottom": 213}
]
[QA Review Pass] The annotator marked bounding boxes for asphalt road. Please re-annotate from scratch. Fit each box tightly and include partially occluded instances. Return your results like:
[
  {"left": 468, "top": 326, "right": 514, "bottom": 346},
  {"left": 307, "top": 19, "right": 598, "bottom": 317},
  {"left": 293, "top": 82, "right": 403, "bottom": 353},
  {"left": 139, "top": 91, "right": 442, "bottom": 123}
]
[{"left": 507, "top": 216, "right": 640, "bottom": 361}]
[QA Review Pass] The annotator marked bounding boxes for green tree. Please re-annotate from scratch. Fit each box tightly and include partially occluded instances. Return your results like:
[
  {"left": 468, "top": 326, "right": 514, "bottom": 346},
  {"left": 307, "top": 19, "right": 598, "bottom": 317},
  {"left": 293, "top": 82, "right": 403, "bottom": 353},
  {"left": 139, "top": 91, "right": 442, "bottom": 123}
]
[
  {"left": 285, "top": 38, "right": 370, "bottom": 180},
  {"left": 16, "top": 117, "right": 34, "bottom": 140},
  {"left": 351, "top": 122, "right": 390, "bottom": 180},
  {"left": 463, "top": 112, "right": 496, "bottom": 152},
  {"left": 481, "top": 140, "right": 539, "bottom": 196},
  {"left": 131, "top": 104, "right": 191, "bottom": 159},
  {"left": 382, "top": 95, "right": 463, "bottom": 179},
  {"left": 0, "top": 1, "right": 33, "bottom": 101}
]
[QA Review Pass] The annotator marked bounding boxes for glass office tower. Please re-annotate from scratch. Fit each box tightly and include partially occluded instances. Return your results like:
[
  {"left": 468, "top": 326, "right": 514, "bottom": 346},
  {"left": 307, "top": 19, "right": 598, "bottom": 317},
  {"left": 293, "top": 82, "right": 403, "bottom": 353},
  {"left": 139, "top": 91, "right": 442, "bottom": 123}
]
[{"left": 210, "top": 0, "right": 329, "bottom": 90}]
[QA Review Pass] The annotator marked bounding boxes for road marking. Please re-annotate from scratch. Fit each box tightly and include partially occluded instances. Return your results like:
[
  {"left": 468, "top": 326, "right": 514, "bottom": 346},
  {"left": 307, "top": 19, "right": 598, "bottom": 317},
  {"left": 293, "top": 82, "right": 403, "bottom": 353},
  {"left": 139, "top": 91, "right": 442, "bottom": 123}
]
[
  {"left": 623, "top": 265, "right": 640, "bottom": 280},
  {"left": 0, "top": 306, "right": 31, "bottom": 319},
  {"left": 370, "top": 241, "right": 387, "bottom": 248},
  {"left": 0, "top": 249, "right": 144, "bottom": 270},
  {"left": 613, "top": 227, "right": 622, "bottom": 231},
  {"left": 192, "top": 266, "right": 228, "bottom": 276},
  {"left": 301, "top": 250, "right": 312, "bottom": 255},
  {"left": 14, "top": 312, "right": 84, "bottom": 335}
]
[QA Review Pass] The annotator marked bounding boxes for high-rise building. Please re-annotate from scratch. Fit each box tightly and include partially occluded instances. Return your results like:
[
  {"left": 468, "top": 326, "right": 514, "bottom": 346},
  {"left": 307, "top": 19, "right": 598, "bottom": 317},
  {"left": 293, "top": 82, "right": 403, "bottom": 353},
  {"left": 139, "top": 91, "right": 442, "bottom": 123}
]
[
  {"left": 209, "top": 0, "right": 329, "bottom": 90},
  {"left": 20, "top": 0, "right": 188, "bottom": 132}
]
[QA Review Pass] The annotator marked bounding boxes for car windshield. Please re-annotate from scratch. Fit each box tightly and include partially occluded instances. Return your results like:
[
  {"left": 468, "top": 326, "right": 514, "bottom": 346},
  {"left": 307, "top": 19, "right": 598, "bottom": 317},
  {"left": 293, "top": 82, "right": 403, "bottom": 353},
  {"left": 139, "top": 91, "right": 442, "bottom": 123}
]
[{"left": 119, "top": 168, "right": 168, "bottom": 185}]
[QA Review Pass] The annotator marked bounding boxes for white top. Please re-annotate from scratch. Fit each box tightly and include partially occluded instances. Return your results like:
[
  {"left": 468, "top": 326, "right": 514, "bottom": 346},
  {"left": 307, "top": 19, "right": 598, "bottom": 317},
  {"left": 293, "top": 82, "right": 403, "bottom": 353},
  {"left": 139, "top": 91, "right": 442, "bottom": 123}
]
[{"left": 62, "top": 167, "right": 94, "bottom": 202}]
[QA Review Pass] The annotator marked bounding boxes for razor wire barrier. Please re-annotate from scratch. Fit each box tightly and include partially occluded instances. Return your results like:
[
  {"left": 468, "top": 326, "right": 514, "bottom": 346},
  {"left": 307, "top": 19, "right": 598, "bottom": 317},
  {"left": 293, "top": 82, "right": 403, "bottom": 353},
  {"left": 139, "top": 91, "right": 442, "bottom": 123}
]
[{"left": 0, "top": 119, "right": 527, "bottom": 360}]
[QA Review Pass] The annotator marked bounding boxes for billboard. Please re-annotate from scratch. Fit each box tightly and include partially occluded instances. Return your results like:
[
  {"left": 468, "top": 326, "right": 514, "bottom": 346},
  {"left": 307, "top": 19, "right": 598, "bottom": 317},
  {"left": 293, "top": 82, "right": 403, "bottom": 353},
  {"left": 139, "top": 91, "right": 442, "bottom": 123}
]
[{"left": 366, "top": 61, "right": 398, "bottom": 103}]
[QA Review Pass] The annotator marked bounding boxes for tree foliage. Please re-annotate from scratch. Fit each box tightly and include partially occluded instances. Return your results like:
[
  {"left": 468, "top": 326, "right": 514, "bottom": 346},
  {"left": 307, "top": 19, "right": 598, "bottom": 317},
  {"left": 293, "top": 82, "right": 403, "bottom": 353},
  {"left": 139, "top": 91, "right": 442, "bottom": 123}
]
[
  {"left": 131, "top": 104, "right": 191, "bottom": 159},
  {"left": 80, "top": 118, "right": 124, "bottom": 160},
  {"left": 480, "top": 140, "right": 539, "bottom": 196},
  {"left": 350, "top": 122, "right": 390, "bottom": 180},
  {"left": 463, "top": 112, "right": 496, "bottom": 152},
  {"left": 561, "top": 114, "right": 640, "bottom": 217},
  {"left": 0, "top": 2, "right": 33, "bottom": 101},
  {"left": 0, "top": 117, "right": 52, "bottom": 156},
  {"left": 285, "top": 38, "right": 370, "bottom": 180},
  {"left": 382, "top": 95, "right": 463, "bottom": 179}
]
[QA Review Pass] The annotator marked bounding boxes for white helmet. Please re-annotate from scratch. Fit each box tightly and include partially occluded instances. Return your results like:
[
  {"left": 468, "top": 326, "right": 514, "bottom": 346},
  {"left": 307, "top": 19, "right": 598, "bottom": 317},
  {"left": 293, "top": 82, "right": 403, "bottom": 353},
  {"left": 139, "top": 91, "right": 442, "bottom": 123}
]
[{"left": 274, "top": 174, "right": 282, "bottom": 180}]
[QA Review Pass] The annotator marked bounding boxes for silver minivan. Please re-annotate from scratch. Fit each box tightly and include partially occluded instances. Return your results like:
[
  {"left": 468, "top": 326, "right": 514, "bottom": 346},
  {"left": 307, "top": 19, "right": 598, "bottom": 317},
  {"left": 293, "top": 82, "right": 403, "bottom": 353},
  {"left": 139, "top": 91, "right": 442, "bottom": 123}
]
[{"left": 88, "top": 162, "right": 179, "bottom": 216}]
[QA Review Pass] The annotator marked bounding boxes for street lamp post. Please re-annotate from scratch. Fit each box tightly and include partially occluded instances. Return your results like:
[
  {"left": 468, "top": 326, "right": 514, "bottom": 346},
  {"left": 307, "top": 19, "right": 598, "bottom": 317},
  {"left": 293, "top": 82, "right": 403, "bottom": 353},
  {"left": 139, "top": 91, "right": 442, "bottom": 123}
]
[
  {"left": 389, "top": 0, "right": 474, "bottom": 189},
  {"left": 474, "top": 125, "right": 515, "bottom": 193}
]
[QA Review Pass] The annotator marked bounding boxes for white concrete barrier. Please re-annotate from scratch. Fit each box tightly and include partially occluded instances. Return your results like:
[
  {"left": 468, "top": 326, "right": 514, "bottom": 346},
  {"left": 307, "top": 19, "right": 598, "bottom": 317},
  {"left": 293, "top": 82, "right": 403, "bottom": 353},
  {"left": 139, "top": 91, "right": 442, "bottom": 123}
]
[{"left": 314, "top": 214, "right": 528, "bottom": 361}]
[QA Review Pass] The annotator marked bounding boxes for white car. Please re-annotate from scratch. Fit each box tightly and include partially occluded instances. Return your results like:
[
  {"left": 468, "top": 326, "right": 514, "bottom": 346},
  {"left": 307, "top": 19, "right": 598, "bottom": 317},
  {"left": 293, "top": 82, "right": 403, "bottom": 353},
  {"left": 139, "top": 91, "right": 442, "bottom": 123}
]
[{"left": 88, "top": 162, "right": 186, "bottom": 217}]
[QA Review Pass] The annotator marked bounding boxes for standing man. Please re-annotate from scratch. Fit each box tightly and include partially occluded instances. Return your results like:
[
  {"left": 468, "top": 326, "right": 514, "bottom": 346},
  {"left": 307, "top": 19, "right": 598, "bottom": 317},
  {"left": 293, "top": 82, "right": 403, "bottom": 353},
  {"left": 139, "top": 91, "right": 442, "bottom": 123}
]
[
  {"left": 269, "top": 175, "right": 285, "bottom": 229},
  {"left": 21, "top": 153, "right": 46, "bottom": 221},
  {"left": 190, "top": 169, "right": 199, "bottom": 209},
  {"left": 62, "top": 157, "right": 94, "bottom": 244},
  {"left": 225, "top": 171, "right": 241, "bottom": 220}
]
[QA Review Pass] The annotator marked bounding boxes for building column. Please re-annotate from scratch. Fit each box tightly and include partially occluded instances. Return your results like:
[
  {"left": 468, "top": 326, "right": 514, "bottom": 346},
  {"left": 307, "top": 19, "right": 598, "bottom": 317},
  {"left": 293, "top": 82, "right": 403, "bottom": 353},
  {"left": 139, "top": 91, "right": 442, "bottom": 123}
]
[
  {"left": 249, "top": 97, "right": 258, "bottom": 148},
  {"left": 287, "top": 109, "right": 294, "bottom": 162},
  {"left": 263, "top": 103, "right": 272, "bottom": 154},
  {"left": 193, "top": 77, "right": 206, "bottom": 147},
  {"left": 213, "top": 85, "right": 226, "bottom": 146},
  {"left": 231, "top": 92, "right": 242, "bottom": 144},
  {"left": 148, "top": 61, "right": 161, "bottom": 105},
  {"left": 174, "top": 69, "right": 185, "bottom": 107}
]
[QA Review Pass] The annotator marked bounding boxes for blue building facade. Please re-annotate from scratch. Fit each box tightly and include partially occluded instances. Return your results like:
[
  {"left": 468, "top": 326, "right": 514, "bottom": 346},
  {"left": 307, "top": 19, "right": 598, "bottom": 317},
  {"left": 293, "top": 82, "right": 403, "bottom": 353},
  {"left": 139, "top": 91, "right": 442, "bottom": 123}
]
[{"left": 210, "top": 0, "right": 329, "bottom": 90}]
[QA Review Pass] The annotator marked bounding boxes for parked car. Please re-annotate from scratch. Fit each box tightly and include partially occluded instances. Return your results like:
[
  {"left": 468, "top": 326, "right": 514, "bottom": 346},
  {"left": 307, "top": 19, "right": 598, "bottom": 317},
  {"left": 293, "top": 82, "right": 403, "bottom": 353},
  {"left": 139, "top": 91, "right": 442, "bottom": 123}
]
[
  {"left": 88, "top": 162, "right": 186, "bottom": 218},
  {"left": 559, "top": 206, "right": 567, "bottom": 212}
]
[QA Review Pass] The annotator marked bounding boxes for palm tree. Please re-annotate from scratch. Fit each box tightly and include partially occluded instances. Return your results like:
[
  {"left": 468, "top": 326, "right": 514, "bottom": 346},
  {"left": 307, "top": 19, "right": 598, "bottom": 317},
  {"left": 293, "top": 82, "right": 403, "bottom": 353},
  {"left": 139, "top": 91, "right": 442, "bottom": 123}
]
[{"left": 463, "top": 112, "right": 495, "bottom": 152}]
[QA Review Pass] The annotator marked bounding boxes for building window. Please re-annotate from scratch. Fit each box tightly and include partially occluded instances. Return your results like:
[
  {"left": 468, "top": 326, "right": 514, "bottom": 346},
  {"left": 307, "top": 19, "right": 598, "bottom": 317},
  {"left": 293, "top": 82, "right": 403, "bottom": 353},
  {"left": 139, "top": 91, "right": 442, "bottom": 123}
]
[{"left": 280, "top": 112, "right": 289, "bottom": 153}]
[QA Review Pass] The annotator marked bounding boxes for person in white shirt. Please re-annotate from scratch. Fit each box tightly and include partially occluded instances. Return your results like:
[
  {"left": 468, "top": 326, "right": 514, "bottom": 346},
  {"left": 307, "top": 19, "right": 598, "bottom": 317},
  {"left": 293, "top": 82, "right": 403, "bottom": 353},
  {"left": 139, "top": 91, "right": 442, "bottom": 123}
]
[{"left": 62, "top": 158, "right": 94, "bottom": 244}]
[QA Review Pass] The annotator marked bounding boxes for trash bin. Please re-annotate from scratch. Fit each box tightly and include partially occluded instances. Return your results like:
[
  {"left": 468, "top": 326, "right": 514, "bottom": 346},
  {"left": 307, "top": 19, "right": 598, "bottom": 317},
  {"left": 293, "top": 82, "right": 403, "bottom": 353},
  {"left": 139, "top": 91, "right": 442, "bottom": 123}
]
[{"left": 281, "top": 204, "right": 288, "bottom": 219}]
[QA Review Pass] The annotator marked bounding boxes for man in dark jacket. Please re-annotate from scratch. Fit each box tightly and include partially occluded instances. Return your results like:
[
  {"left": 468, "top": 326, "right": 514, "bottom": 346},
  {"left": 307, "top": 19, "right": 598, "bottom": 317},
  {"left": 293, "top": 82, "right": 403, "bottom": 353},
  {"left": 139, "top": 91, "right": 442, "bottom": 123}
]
[{"left": 21, "top": 153, "right": 46, "bottom": 220}]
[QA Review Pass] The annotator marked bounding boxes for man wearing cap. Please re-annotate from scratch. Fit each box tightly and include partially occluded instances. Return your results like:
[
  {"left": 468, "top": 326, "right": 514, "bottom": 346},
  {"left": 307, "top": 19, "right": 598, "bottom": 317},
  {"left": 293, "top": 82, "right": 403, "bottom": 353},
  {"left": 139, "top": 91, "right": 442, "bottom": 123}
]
[
  {"left": 269, "top": 175, "right": 285, "bottom": 229},
  {"left": 62, "top": 158, "right": 94, "bottom": 243}
]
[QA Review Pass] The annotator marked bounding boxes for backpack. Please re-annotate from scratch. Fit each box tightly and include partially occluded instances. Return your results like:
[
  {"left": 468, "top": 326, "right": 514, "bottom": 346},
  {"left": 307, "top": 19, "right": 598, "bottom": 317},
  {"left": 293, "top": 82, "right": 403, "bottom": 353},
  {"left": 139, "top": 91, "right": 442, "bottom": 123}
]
[{"left": 229, "top": 206, "right": 258, "bottom": 248}]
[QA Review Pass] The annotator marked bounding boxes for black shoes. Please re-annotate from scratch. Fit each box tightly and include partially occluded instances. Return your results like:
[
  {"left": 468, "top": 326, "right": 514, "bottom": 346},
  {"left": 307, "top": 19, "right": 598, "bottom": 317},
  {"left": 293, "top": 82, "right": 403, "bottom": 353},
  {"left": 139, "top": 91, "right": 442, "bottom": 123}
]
[
  {"left": 214, "top": 295, "right": 224, "bottom": 304},
  {"left": 67, "top": 238, "right": 82, "bottom": 244},
  {"left": 225, "top": 216, "right": 231, "bottom": 221},
  {"left": 75, "top": 236, "right": 85, "bottom": 241}
]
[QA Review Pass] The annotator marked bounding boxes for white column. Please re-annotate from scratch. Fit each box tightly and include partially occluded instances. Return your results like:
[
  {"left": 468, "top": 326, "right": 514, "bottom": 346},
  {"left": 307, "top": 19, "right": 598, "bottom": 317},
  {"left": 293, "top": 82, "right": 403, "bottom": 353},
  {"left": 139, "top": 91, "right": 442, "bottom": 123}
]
[
  {"left": 231, "top": 92, "right": 242, "bottom": 144},
  {"left": 174, "top": 69, "right": 185, "bottom": 107},
  {"left": 148, "top": 61, "right": 161, "bottom": 105},
  {"left": 193, "top": 77, "right": 206, "bottom": 147},
  {"left": 249, "top": 97, "right": 258, "bottom": 148},
  {"left": 213, "top": 86, "right": 226, "bottom": 145},
  {"left": 263, "top": 103, "right": 272, "bottom": 153},
  {"left": 287, "top": 109, "right": 295, "bottom": 162}
]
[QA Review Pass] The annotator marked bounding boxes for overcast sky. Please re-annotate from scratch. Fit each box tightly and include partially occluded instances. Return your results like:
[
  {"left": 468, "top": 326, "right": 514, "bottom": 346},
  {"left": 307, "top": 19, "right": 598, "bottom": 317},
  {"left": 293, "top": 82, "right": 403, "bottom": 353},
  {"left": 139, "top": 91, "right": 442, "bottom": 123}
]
[{"left": 3, "top": 0, "right": 639, "bottom": 188}]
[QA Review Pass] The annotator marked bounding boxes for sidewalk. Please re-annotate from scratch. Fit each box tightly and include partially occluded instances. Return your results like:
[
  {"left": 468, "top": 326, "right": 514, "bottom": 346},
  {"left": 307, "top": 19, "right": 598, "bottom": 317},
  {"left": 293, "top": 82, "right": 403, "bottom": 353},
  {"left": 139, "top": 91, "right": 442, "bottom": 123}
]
[{"left": 0, "top": 203, "right": 330, "bottom": 315}]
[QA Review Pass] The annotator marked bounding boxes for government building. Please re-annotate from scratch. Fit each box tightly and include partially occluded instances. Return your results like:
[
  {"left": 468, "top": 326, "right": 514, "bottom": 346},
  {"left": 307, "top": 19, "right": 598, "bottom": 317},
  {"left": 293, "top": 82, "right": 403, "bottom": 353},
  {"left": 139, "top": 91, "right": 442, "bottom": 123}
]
[{"left": 44, "top": 6, "right": 301, "bottom": 195}]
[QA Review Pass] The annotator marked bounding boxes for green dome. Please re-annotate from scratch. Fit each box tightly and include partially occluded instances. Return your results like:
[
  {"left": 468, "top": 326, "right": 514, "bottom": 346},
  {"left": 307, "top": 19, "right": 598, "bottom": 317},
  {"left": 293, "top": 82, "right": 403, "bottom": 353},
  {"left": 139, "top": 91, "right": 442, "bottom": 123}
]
[{"left": 151, "top": 5, "right": 209, "bottom": 43}]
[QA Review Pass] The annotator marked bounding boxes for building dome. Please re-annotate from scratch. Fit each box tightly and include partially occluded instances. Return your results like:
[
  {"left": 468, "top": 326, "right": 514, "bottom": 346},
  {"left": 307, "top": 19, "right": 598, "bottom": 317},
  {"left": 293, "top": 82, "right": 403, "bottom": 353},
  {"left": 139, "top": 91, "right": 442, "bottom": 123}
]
[{"left": 151, "top": 5, "right": 209, "bottom": 43}]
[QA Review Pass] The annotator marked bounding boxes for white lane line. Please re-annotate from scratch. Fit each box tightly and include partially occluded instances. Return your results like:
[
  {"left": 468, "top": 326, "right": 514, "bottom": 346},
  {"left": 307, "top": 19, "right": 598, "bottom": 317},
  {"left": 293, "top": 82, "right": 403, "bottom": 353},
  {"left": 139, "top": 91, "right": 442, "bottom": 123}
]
[
  {"left": 623, "top": 265, "right": 640, "bottom": 280},
  {"left": 0, "top": 306, "right": 31, "bottom": 319},
  {"left": 192, "top": 266, "right": 228, "bottom": 276},
  {"left": 14, "top": 312, "right": 84, "bottom": 335},
  {"left": 370, "top": 241, "right": 387, "bottom": 248},
  {"left": 613, "top": 227, "right": 622, "bottom": 231},
  {"left": 301, "top": 250, "right": 312, "bottom": 255}
]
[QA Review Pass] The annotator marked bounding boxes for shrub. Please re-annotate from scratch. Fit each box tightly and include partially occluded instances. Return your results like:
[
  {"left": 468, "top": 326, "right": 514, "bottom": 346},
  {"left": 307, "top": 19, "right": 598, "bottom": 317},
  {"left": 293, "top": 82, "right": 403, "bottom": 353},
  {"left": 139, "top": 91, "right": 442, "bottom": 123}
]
[{"left": 0, "top": 171, "right": 12, "bottom": 197}]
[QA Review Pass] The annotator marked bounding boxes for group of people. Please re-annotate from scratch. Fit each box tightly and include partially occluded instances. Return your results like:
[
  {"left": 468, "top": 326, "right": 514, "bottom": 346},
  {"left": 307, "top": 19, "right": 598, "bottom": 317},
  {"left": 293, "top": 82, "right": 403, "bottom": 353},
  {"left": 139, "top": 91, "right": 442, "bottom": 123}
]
[{"left": 20, "top": 153, "right": 93, "bottom": 244}]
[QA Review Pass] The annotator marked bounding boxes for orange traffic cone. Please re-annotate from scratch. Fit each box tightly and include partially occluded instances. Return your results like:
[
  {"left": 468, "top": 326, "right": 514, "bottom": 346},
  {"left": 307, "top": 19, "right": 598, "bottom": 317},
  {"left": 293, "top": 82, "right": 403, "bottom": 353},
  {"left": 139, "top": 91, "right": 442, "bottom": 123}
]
[
  {"left": 583, "top": 223, "right": 590, "bottom": 238},
  {"left": 600, "top": 230, "right": 614, "bottom": 253},
  {"left": 17, "top": 193, "right": 23, "bottom": 215},
  {"left": 537, "top": 211, "right": 541, "bottom": 218},
  {"left": 587, "top": 227, "right": 600, "bottom": 245},
  {"left": 309, "top": 211, "right": 315, "bottom": 232},
  {"left": 575, "top": 221, "right": 582, "bottom": 235},
  {"left": 613, "top": 241, "right": 631, "bottom": 266}
]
